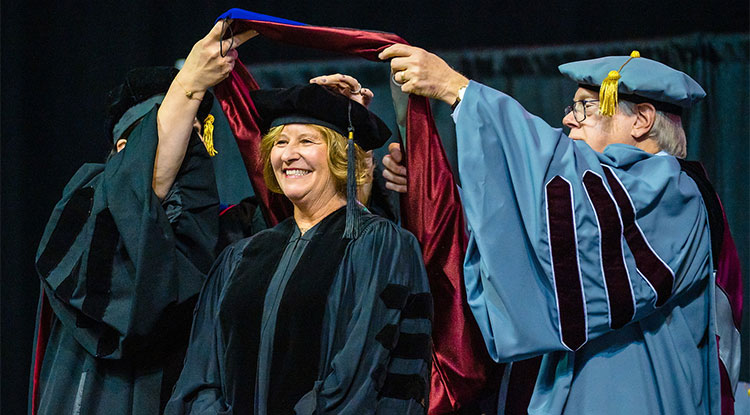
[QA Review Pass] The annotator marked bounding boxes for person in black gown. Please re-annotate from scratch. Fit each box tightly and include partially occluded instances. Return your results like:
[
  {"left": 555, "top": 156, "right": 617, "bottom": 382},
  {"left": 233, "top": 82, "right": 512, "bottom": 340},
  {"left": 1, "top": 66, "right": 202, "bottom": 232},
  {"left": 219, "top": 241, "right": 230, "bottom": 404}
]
[
  {"left": 30, "top": 22, "right": 257, "bottom": 415},
  {"left": 166, "top": 83, "right": 433, "bottom": 414}
]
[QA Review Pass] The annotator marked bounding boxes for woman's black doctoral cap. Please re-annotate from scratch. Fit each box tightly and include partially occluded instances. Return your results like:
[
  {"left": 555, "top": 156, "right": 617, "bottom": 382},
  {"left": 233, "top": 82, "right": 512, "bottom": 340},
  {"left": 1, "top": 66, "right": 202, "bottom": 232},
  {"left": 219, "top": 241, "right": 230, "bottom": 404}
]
[
  {"left": 104, "top": 66, "right": 214, "bottom": 143},
  {"left": 251, "top": 83, "right": 392, "bottom": 239},
  {"left": 249, "top": 83, "right": 391, "bottom": 150}
]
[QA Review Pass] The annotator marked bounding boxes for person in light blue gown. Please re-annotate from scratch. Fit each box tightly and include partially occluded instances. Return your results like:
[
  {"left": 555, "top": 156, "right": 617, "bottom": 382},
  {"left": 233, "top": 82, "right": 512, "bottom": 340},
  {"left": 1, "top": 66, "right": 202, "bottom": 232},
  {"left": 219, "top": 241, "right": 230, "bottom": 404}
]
[{"left": 377, "top": 45, "right": 735, "bottom": 414}]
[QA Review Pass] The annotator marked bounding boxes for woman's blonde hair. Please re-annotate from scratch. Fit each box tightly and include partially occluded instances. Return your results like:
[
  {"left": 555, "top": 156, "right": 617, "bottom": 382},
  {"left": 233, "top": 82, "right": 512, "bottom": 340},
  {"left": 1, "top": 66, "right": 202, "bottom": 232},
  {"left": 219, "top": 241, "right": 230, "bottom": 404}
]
[{"left": 260, "top": 124, "right": 370, "bottom": 195}]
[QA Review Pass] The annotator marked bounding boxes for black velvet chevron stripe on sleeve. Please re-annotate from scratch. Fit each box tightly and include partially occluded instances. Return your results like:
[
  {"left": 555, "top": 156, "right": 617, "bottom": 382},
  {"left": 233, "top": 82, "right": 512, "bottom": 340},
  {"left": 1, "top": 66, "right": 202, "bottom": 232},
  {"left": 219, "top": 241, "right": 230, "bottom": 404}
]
[
  {"left": 374, "top": 283, "right": 432, "bottom": 407},
  {"left": 379, "top": 284, "right": 410, "bottom": 310},
  {"left": 82, "top": 209, "right": 120, "bottom": 322},
  {"left": 380, "top": 373, "right": 428, "bottom": 401},
  {"left": 36, "top": 187, "right": 94, "bottom": 278},
  {"left": 402, "top": 293, "right": 433, "bottom": 321}
]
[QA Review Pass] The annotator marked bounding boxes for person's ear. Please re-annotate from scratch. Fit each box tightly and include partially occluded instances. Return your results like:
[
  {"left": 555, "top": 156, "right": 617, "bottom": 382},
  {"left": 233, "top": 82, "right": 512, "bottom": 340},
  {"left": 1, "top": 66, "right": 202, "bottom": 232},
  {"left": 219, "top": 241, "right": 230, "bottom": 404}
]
[
  {"left": 116, "top": 138, "right": 128, "bottom": 152},
  {"left": 631, "top": 103, "right": 656, "bottom": 141}
]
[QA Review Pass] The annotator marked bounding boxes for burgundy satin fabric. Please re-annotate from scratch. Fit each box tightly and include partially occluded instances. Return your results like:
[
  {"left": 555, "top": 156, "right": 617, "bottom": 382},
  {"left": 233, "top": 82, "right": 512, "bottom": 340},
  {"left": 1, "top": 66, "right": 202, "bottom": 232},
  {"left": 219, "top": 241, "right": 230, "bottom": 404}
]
[
  {"left": 214, "top": 20, "right": 408, "bottom": 226},
  {"left": 716, "top": 204, "right": 743, "bottom": 331},
  {"left": 214, "top": 63, "right": 293, "bottom": 226},
  {"left": 229, "top": 20, "right": 406, "bottom": 62},
  {"left": 403, "top": 96, "right": 503, "bottom": 413},
  {"left": 215, "top": 17, "right": 504, "bottom": 413},
  {"left": 716, "top": 202, "right": 743, "bottom": 415}
]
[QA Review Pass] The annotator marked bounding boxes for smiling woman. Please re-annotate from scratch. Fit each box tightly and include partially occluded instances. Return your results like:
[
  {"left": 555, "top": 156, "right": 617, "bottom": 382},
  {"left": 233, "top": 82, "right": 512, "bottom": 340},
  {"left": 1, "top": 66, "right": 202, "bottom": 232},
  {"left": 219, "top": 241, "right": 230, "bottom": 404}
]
[
  {"left": 261, "top": 123, "right": 369, "bottom": 208},
  {"left": 270, "top": 124, "right": 343, "bottom": 219},
  {"left": 166, "top": 83, "right": 433, "bottom": 415}
]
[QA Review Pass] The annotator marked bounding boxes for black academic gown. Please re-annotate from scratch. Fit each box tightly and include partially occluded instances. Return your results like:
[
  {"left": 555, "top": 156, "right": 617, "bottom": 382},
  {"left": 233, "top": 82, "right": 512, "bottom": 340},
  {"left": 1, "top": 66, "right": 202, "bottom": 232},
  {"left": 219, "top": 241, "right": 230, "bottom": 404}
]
[
  {"left": 31, "top": 107, "right": 220, "bottom": 415},
  {"left": 165, "top": 207, "right": 433, "bottom": 415}
]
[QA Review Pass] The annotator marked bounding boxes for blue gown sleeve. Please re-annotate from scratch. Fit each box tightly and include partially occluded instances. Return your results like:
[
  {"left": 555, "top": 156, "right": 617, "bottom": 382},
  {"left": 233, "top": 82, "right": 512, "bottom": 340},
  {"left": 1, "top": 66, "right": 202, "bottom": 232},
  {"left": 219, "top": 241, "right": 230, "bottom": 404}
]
[
  {"left": 294, "top": 219, "right": 433, "bottom": 414},
  {"left": 34, "top": 107, "right": 219, "bottom": 359},
  {"left": 164, "top": 243, "right": 243, "bottom": 415},
  {"left": 455, "top": 82, "right": 711, "bottom": 360}
]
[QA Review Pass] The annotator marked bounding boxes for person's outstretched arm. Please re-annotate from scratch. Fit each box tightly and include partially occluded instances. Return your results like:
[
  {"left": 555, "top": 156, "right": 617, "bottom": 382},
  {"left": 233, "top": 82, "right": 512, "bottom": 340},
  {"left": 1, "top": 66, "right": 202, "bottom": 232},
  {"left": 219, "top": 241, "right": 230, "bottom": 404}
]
[{"left": 153, "top": 21, "right": 256, "bottom": 198}]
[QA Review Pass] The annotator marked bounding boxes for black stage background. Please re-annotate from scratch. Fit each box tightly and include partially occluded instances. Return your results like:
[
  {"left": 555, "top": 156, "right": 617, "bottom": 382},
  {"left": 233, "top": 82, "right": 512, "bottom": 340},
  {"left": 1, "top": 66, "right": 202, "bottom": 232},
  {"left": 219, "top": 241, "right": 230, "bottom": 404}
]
[{"left": 2, "top": 1, "right": 748, "bottom": 413}]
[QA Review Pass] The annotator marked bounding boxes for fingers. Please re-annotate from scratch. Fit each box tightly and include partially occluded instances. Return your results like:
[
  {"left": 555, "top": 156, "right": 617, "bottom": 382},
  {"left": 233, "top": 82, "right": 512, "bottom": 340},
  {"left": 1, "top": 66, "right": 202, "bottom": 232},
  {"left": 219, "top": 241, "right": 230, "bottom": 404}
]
[
  {"left": 384, "top": 182, "right": 407, "bottom": 193},
  {"left": 385, "top": 46, "right": 466, "bottom": 103},
  {"left": 181, "top": 26, "right": 241, "bottom": 90},
  {"left": 225, "top": 59, "right": 236, "bottom": 76},
  {"left": 206, "top": 20, "right": 226, "bottom": 40},
  {"left": 388, "top": 142, "right": 404, "bottom": 164},
  {"left": 310, "top": 73, "right": 375, "bottom": 107},
  {"left": 360, "top": 88, "right": 373, "bottom": 107},
  {"left": 310, "top": 74, "right": 346, "bottom": 86},
  {"left": 382, "top": 143, "right": 407, "bottom": 193},
  {"left": 382, "top": 161, "right": 407, "bottom": 184},
  {"left": 390, "top": 56, "right": 411, "bottom": 72},
  {"left": 393, "top": 70, "right": 409, "bottom": 86},
  {"left": 218, "top": 25, "right": 257, "bottom": 56},
  {"left": 224, "top": 48, "right": 238, "bottom": 61},
  {"left": 399, "top": 78, "right": 422, "bottom": 95},
  {"left": 383, "top": 168, "right": 407, "bottom": 187},
  {"left": 220, "top": 37, "right": 235, "bottom": 55},
  {"left": 337, "top": 74, "right": 361, "bottom": 92},
  {"left": 309, "top": 75, "right": 326, "bottom": 85},
  {"left": 310, "top": 74, "right": 361, "bottom": 93},
  {"left": 231, "top": 29, "right": 258, "bottom": 48},
  {"left": 383, "top": 169, "right": 407, "bottom": 193},
  {"left": 378, "top": 43, "right": 417, "bottom": 60},
  {"left": 215, "top": 46, "right": 237, "bottom": 78}
]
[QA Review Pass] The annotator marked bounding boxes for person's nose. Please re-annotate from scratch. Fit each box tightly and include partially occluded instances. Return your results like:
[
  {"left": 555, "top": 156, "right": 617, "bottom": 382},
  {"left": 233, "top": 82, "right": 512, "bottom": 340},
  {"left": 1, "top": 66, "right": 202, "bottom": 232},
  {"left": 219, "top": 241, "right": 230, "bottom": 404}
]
[
  {"left": 281, "top": 143, "right": 301, "bottom": 164},
  {"left": 562, "top": 111, "right": 579, "bottom": 129}
]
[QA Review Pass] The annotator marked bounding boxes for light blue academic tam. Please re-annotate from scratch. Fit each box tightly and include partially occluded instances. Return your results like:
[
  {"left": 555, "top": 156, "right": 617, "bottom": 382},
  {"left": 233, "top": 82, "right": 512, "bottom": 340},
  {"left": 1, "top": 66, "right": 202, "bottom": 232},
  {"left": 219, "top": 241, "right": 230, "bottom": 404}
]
[{"left": 558, "top": 51, "right": 706, "bottom": 116}]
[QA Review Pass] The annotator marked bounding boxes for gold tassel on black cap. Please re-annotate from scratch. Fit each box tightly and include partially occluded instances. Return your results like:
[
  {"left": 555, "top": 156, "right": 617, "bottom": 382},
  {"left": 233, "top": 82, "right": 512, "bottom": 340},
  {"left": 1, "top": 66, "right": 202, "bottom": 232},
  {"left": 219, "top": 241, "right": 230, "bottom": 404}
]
[
  {"left": 343, "top": 100, "right": 361, "bottom": 239},
  {"left": 201, "top": 114, "right": 218, "bottom": 156}
]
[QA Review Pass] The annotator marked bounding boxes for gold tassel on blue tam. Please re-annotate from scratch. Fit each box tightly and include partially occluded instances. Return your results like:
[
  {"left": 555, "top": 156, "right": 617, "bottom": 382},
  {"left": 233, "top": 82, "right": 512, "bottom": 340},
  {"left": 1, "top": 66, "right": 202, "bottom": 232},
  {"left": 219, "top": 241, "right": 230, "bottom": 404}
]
[
  {"left": 599, "top": 50, "right": 640, "bottom": 117},
  {"left": 558, "top": 51, "right": 706, "bottom": 115}
]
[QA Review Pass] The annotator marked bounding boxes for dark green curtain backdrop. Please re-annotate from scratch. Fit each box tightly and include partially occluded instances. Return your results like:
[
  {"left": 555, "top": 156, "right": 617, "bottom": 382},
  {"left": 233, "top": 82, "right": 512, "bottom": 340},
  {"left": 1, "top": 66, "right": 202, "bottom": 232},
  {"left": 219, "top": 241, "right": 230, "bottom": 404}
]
[{"left": 249, "top": 32, "right": 749, "bottom": 380}]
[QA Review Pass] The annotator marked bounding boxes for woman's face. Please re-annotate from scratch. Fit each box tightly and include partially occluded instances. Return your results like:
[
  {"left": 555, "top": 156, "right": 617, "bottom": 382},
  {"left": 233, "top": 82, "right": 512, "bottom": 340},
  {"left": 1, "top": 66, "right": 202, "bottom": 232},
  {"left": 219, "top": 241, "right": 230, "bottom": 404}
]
[{"left": 271, "top": 124, "right": 338, "bottom": 207}]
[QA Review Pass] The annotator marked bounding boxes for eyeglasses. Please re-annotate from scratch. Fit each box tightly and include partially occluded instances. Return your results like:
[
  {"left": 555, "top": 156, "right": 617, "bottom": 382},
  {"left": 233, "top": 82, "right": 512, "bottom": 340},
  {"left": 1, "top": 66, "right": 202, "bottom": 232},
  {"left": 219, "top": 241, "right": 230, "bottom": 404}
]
[{"left": 564, "top": 99, "right": 599, "bottom": 123}]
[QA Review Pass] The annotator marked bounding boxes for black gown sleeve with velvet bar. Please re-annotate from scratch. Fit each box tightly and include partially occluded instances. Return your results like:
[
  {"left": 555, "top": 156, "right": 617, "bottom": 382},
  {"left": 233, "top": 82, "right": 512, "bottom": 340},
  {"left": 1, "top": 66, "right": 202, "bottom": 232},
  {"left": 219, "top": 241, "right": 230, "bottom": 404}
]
[
  {"left": 32, "top": 107, "right": 220, "bottom": 415},
  {"left": 166, "top": 207, "right": 433, "bottom": 415}
]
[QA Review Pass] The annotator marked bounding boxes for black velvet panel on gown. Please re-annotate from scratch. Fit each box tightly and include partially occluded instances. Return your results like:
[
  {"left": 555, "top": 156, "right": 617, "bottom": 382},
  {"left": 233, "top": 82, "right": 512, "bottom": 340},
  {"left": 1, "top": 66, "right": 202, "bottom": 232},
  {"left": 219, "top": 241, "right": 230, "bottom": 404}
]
[{"left": 218, "top": 207, "right": 349, "bottom": 413}]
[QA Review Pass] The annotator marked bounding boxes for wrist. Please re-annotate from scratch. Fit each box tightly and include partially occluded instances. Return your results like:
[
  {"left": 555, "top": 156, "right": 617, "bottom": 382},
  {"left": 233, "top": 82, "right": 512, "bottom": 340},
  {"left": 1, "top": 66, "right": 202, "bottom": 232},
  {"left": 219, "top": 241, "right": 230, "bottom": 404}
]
[
  {"left": 175, "top": 72, "right": 206, "bottom": 101},
  {"left": 451, "top": 84, "right": 468, "bottom": 111},
  {"left": 441, "top": 74, "right": 470, "bottom": 105}
]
